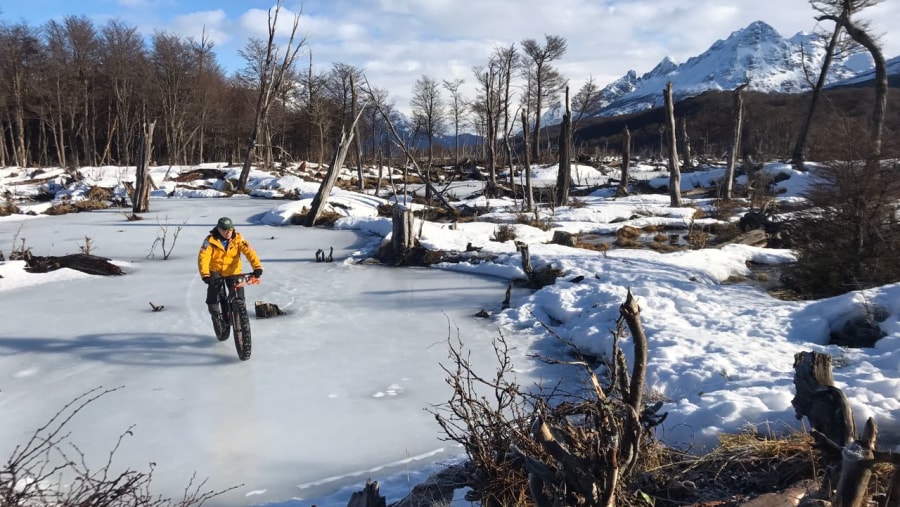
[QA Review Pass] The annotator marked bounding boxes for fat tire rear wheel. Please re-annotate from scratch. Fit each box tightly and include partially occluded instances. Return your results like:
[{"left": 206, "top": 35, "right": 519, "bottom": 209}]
[
  {"left": 215, "top": 295, "right": 231, "bottom": 341},
  {"left": 232, "top": 300, "right": 252, "bottom": 361},
  {"left": 212, "top": 313, "right": 229, "bottom": 341}
]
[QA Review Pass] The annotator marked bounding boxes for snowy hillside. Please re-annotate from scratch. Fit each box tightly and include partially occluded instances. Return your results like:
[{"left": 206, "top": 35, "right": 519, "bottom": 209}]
[{"left": 547, "top": 20, "right": 885, "bottom": 123}]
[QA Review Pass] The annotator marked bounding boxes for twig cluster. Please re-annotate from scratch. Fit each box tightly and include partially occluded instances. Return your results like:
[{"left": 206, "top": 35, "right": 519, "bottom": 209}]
[{"left": 1, "top": 386, "right": 236, "bottom": 506}]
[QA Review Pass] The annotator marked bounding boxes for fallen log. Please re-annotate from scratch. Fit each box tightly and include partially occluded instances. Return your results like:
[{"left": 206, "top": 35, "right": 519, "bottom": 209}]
[{"left": 24, "top": 251, "right": 124, "bottom": 276}]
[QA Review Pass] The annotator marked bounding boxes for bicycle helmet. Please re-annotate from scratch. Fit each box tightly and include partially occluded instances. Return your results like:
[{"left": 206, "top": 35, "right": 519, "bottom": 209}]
[{"left": 217, "top": 217, "right": 234, "bottom": 229}]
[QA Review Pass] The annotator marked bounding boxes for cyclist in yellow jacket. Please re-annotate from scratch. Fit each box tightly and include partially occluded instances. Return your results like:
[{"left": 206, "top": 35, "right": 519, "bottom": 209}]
[{"left": 198, "top": 217, "right": 263, "bottom": 319}]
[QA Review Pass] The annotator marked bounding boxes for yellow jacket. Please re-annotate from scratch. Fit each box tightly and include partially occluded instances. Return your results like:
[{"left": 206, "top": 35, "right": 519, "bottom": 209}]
[{"left": 197, "top": 229, "right": 262, "bottom": 278}]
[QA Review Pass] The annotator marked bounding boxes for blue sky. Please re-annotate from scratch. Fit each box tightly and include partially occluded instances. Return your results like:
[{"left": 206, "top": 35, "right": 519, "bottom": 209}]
[{"left": 2, "top": 0, "right": 899, "bottom": 115}]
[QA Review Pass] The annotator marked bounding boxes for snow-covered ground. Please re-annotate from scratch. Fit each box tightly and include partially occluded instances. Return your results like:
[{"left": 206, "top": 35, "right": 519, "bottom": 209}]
[{"left": 1, "top": 161, "right": 898, "bottom": 506}]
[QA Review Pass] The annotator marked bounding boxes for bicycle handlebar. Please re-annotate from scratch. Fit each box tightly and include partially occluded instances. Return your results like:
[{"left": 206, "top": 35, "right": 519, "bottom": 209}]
[{"left": 215, "top": 273, "right": 261, "bottom": 286}]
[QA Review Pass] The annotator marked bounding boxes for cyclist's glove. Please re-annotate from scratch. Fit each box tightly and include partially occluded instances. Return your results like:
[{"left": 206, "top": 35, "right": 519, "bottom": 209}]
[
  {"left": 202, "top": 277, "right": 210, "bottom": 285},
  {"left": 253, "top": 268, "right": 263, "bottom": 278}
]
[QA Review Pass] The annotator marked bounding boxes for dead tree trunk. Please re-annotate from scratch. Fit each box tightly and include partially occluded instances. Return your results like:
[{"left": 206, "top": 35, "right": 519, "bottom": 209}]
[
  {"left": 305, "top": 108, "right": 365, "bottom": 227},
  {"left": 555, "top": 86, "right": 572, "bottom": 206},
  {"left": 363, "top": 79, "right": 455, "bottom": 213},
  {"left": 664, "top": 82, "right": 681, "bottom": 207},
  {"left": 819, "top": 14, "right": 887, "bottom": 159},
  {"left": 132, "top": 121, "right": 155, "bottom": 213},
  {"left": 616, "top": 125, "right": 631, "bottom": 197},
  {"left": 521, "top": 110, "right": 534, "bottom": 211},
  {"left": 724, "top": 83, "right": 748, "bottom": 200},
  {"left": 680, "top": 117, "right": 693, "bottom": 171},
  {"left": 792, "top": 24, "right": 842, "bottom": 170}
]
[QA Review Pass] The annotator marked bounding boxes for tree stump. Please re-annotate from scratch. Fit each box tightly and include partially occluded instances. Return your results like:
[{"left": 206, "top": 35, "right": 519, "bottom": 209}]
[
  {"left": 791, "top": 351, "right": 855, "bottom": 449},
  {"left": 254, "top": 301, "right": 284, "bottom": 319},
  {"left": 346, "top": 479, "right": 386, "bottom": 507},
  {"left": 551, "top": 230, "right": 576, "bottom": 247}
]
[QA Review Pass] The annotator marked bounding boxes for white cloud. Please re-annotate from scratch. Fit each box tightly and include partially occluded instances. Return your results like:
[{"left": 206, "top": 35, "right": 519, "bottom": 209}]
[
  {"left": 169, "top": 9, "right": 230, "bottom": 46},
  {"left": 9, "top": 0, "right": 896, "bottom": 119}
]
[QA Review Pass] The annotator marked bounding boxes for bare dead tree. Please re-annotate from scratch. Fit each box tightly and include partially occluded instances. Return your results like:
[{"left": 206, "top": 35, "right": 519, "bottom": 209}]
[
  {"left": 304, "top": 106, "right": 366, "bottom": 227},
  {"left": 520, "top": 109, "right": 534, "bottom": 211},
  {"left": 792, "top": 24, "right": 843, "bottom": 169},
  {"left": 556, "top": 86, "right": 572, "bottom": 206},
  {"left": 617, "top": 125, "right": 631, "bottom": 197},
  {"left": 521, "top": 35, "right": 567, "bottom": 161},
  {"left": 724, "top": 82, "right": 748, "bottom": 200},
  {"left": 132, "top": 120, "right": 156, "bottom": 213},
  {"left": 362, "top": 78, "right": 455, "bottom": 213},
  {"left": 237, "top": 1, "right": 306, "bottom": 191},
  {"left": 818, "top": 10, "right": 888, "bottom": 160},
  {"left": 442, "top": 77, "right": 466, "bottom": 169},
  {"left": 472, "top": 61, "right": 501, "bottom": 191},
  {"left": 409, "top": 74, "right": 445, "bottom": 200},
  {"left": 664, "top": 82, "right": 681, "bottom": 206},
  {"left": 680, "top": 116, "right": 693, "bottom": 170}
]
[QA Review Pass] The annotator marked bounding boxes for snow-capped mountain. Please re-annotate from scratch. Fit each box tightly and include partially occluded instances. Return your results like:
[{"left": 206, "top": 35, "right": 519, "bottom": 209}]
[
  {"left": 578, "top": 20, "right": 878, "bottom": 118},
  {"left": 833, "top": 55, "right": 900, "bottom": 87}
]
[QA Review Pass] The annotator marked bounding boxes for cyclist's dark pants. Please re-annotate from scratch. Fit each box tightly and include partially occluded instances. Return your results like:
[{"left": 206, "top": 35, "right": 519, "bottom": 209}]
[{"left": 206, "top": 278, "right": 244, "bottom": 304}]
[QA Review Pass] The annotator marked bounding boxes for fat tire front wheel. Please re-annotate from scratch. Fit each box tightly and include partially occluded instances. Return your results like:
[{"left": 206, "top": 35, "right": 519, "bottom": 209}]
[{"left": 232, "top": 300, "right": 252, "bottom": 361}]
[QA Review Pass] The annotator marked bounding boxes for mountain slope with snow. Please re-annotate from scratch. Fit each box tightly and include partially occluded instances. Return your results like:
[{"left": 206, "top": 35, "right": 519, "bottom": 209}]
[{"left": 573, "top": 20, "right": 882, "bottom": 119}]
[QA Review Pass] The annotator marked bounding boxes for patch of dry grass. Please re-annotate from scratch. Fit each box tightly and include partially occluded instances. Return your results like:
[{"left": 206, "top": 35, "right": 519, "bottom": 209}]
[
  {"left": 45, "top": 199, "right": 108, "bottom": 215},
  {"left": 632, "top": 430, "right": 822, "bottom": 506},
  {"left": 0, "top": 201, "right": 21, "bottom": 216}
]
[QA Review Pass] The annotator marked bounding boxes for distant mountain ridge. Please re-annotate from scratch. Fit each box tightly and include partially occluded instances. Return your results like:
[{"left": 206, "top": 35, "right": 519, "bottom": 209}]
[{"left": 549, "top": 20, "right": 892, "bottom": 121}]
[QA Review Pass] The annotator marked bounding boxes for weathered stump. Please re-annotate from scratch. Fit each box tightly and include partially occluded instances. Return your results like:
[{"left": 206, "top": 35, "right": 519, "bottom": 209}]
[
  {"left": 254, "top": 301, "right": 284, "bottom": 319},
  {"left": 791, "top": 351, "right": 855, "bottom": 449},
  {"left": 346, "top": 479, "right": 385, "bottom": 507},
  {"left": 551, "top": 230, "right": 576, "bottom": 247},
  {"left": 391, "top": 207, "right": 415, "bottom": 258}
]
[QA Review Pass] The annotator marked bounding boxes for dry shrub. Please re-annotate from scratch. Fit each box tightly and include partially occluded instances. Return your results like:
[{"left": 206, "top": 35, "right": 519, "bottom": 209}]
[
  {"left": 709, "top": 197, "right": 742, "bottom": 220},
  {"left": 785, "top": 159, "right": 900, "bottom": 297},
  {"left": 515, "top": 213, "right": 552, "bottom": 231},
  {"left": 0, "top": 201, "right": 21, "bottom": 216},
  {"left": 289, "top": 209, "right": 343, "bottom": 226},
  {"left": 616, "top": 225, "right": 641, "bottom": 240},
  {"left": 577, "top": 241, "right": 611, "bottom": 256},
  {"left": 429, "top": 333, "right": 536, "bottom": 506},
  {"left": 649, "top": 242, "right": 680, "bottom": 253},
  {"left": 615, "top": 237, "right": 641, "bottom": 248},
  {"left": 84, "top": 186, "right": 112, "bottom": 201},
  {"left": 491, "top": 224, "right": 517, "bottom": 242},
  {"left": 45, "top": 199, "right": 109, "bottom": 215},
  {"left": 567, "top": 197, "right": 588, "bottom": 208}
]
